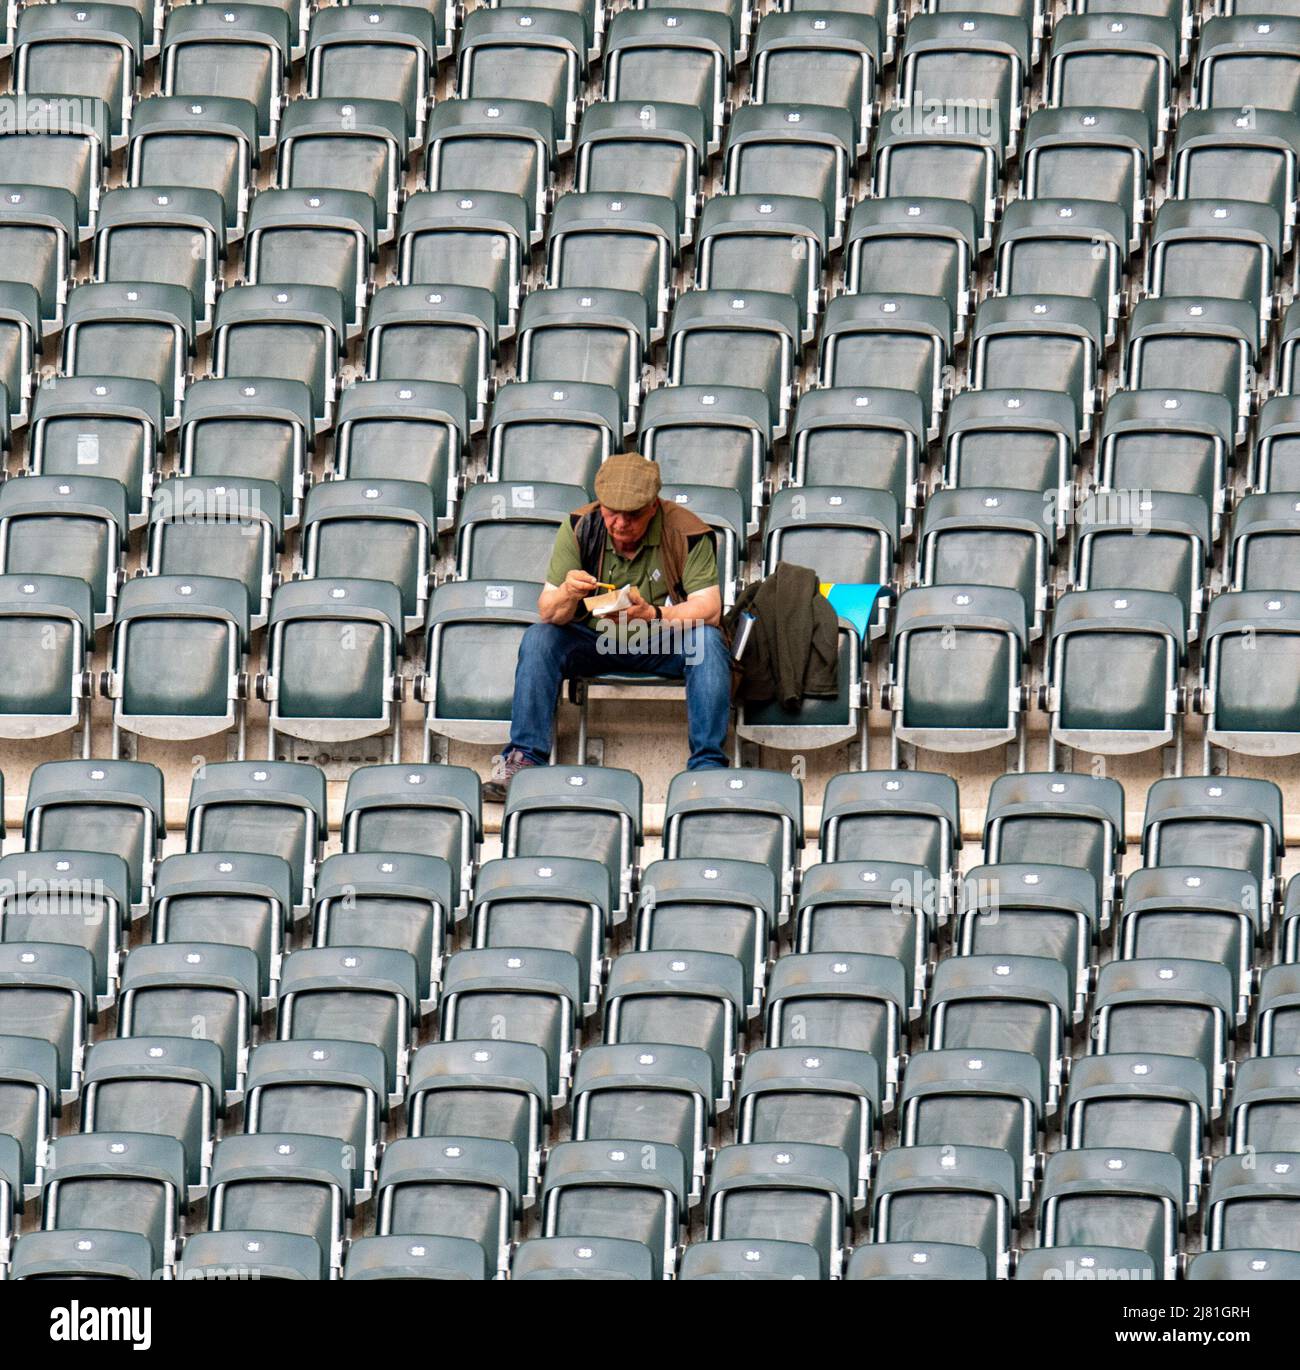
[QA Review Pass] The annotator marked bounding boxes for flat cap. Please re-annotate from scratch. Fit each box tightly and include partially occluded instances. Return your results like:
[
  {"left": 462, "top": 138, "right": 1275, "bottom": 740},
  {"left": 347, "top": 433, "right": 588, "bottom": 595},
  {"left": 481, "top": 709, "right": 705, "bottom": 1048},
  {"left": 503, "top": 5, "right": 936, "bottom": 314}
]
[{"left": 594, "top": 452, "right": 662, "bottom": 513}]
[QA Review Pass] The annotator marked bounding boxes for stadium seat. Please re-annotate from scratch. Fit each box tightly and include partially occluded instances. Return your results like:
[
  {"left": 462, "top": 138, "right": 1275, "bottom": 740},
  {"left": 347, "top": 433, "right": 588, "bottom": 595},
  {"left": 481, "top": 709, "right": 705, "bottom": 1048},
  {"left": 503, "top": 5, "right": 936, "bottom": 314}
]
[
  {"left": 541, "top": 1138, "right": 686, "bottom": 1279},
  {"left": 605, "top": 947, "right": 746, "bottom": 1109},
  {"left": 1283, "top": 878, "right": 1300, "bottom": 963},
  {"left": 1230, "top": 493, "right": 1300, "bottom": 594},
  {"left": 1038, "top": 1148, "right": 1183, "bottom": 1280},
  {"left": 1206, "top": 1152, "right": 1300, "bottom": 1254},
  {"left": 1258, "top": 965, "right": 1300, "bottom": 1056},
  {"left": 208, "top": 1132, "right": 353, "bottom": 1275},
  {"left": 41, "top": 1131, "right": 184, "bottom": 1274},
  {"left": 0, "top": 1034, "right": 60, "bottom": 1194},
  {"left": 147, "top": 476, "right": 283, "bottom": 629},
  {"left": 180, "top": 1229, "right": 326, "bottom": 1281},
  {"left": 1229, "top": 1057, "right": 1300, "bottom": 1155},
  {"left": 335, "top": 381, "right": 467, "bottom": 527},
  {"left": 845, "top": 1240, "right": 989, "bottom": 1280},
  {"left": 680, "top": 1237, "right": 824, "bottom": 1280},
  {"left": 819, "top": 292, "right": 950, "bottom": 441},
  {"left": 1196, "top": 15, "right": 1300, "bottom": 118},
  {"left": 11, "top": 1226, "right": 155, "bottom": 1280},
  {"left": 0, "top": 574, "right": 95, "bottom": 754},
  {"left": 0, "top": 184, "right": 78, "bottom": 331},
  {"left": 81, "top": 1036, "right": 224, "bottom": 1196},
  {"left": 487, "top": 380, "right": 618, "bottom": 491},
  {"left": 1251, "top": 395, "right": 1300, "bottom": 492},
  {"left": 408, "top": 1039, "right": 549, "bottom": 1202},
  {"left": 300, "top": 478, "right": 434, "bottom": 631},
  {"left": 440, "top": 947, "right": 581, "bottom": 1106},
  {"left": 0, "top": 94, "right": 112, "bottom": 241},
  {"left": 151, "top": 850, "right": 293, "bottom": 1006},
  {"left": 312, "top": 851, "right": 454, "bottom": 1011},
  {"left": 341, "top": 763, "right": 480, "bottom": 919},
  {"left": 400, "top": 191, "right": 529, "bottom": 339},
  {"left": 871, "top": 1143, "right": 1018, "bottom": 1279},
  {"left": 454, "top": 480, "right": 585, "bottom": 583},
  {"left": 1064, "top": 1053, "right": 1210, "bottom": 1213},
  {"left": 659, "top": 485, "right": 747, "bottom": 606},
  {"left": 1187, "top": 1248, "right": 1300, "bottom": 1281},
  {"left": 244, "top": 1038, "right": 388, "bottom": 1199},
  {"left": 511, "top": 1234, "right": 656, "bottom": 1280},
  {"left": 0, "top": 283, "right": 41, "bottom": 428},
  {"left": 1092, "top": 958, "right": 1235, "bottom": 1114},
  {"left": 344, "top": 1233, "right": 486, "bottom": 1281},
  {"left": 571, "top": 1043, "right": 713, "bottom": 1203},
  {"left": 25, "top": 758, "right": 164, "bottom": 912},
  {"left": 0, "top": 942, "right": 95, "bottom": 1102},
  {"left": 1200, "top": 590, "right": 1300, "bottom": 758},
  {"left": 0, "top": 849, "right": 130, "bottom": 1010},
  {"left": 185, "top": 759, "right": 327, "bottom": 912},
  {"left": 126, "top": 96, "right": 261, "bottom": 239}
]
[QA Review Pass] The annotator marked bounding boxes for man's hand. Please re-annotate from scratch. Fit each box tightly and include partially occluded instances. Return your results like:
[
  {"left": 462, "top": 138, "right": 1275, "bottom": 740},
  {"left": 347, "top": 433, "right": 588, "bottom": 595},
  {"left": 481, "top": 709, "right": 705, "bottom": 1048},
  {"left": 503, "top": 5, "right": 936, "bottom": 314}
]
[{"left": 563, "top": 569, "right": 600, "bottom": 601}]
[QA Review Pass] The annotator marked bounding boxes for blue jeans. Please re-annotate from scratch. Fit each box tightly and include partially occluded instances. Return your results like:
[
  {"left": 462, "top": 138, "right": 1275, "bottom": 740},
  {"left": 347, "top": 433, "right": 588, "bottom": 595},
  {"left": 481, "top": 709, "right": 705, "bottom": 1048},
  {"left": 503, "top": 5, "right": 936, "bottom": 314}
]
[{"left": 509, "top": 619, "right": 732, "bottom": 769}]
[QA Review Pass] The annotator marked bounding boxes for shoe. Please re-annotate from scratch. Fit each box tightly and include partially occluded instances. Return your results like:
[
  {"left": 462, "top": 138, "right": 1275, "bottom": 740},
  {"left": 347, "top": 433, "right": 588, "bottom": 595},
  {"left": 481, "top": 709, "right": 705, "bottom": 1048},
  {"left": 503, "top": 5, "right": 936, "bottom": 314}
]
[{"left": 482, "top": 748, "right": 538, "bottom": 803}]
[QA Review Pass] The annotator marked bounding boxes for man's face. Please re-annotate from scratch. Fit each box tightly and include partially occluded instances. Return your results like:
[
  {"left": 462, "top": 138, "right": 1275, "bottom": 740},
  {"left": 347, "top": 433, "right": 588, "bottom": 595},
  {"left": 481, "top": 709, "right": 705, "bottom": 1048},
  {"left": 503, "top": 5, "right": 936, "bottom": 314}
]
[{"left": 600, "top": 500, "right": 657, "bottom": 556}]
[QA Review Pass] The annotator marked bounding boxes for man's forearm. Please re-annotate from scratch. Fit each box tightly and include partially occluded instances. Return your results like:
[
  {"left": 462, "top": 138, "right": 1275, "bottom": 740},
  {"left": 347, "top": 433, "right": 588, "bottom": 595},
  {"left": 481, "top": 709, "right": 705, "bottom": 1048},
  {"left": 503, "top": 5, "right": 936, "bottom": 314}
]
[
  {"left": 662, "top": 596, "right": 721, "bottom": 628},
  {"left": 538, "top": 588, "right": 580, "bottom": 624}
]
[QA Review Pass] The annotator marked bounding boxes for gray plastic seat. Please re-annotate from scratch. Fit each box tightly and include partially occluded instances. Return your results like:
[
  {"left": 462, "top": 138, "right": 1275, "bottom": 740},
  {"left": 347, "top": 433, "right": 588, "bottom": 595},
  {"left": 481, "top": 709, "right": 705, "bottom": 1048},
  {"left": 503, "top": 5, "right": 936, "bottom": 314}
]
[
  {"left": 261, "top": 579, "right": 406, "bottom": 763},
  {"left": 820, "top": 292, "right": 951, "bottom": 441},
  {"left": 306, "top": 5, "right": 436, "bottom": 149},
  {"left": 765, "top": 485, "right": 897, "bottom": 612},
  {"left": 244, "top": 1038, "right": 388, "bottom": 1198},
  {"left": 887, "top": 584, "right": 1028, "bottom": 755},
  {"left": 160, "top": 4, "right": 290, "bottom": 144},
  {"left": 178, "top": 377, "right": 315, "bottom": 527},
  {"left": 81, "top": 1037, "right": 223, "bottom": 1195},
  {"left": 1014, "top": 1244, "right": 1158, "bottom": 1282},
  {"left": 1065, "top": 1053, "right": 1210, "bottom": 1211},
  {"left": 602, "top": 10, "right": 732, "bottom": 152},
  {"left": 211, "top": 285, "right": 345, "bottom": 429},
  {"left": 667, "top": 288, "right": 799, "bottom": 438},
  {"left": 955, "top": 864, "right": 1098, "bottom": 1022},
  {"left": 0, "top": 575, "right": 94, "bottom": 753},
  {"left": 11, "top": 1226, "right": 154, "bottom": 1280},
  {"left": 723, "top": 103, "right": 855, "bottom": 249},
  {"left": 1197, "top": 15, "right": 1300, "bottom": 119},
  {"left": 995, "top": 197, "right": 1127, "bottom": 347},
  {"left": 41, "top": 1131, "right": 184, "bottom": 1274},
  {"left": 147, "top": 475, "right": 283, "bottom": 628},
  {"left": 898, "top": 13, "right": 1028, "bottom": 154},
  {"left": 117, "top": 942, "right": 259, "bottom": 1099},
  {"left": 275, "top": 97, "right": 407, "bottom": 243},
  {"left": 0, "top": 183, "right": 78, "bottom": 330},
  {"left": 541, "top": 1138, "right": 685, "bottom": 1279},
  {"left": 105, "top": 575, "right": 249, "bottom": 760},
  {"left": 300, "top": 477, "right": 434, "bottom": 630},
  {"left": 639, "top": 385, "right": 770, "bottom": 537},
  {"left": 126, "top": 95, "right": 261, "bottom": 239},
  {"left": 0, "top": 850, "right": 127, "bottom": 1010},
  {"left": 424, "top": 98, "right": 555, "bottom": 243},
  {"left": 1231, "top": 492, "right": 1300, "bottom": 595},
  {"left": 345, "top": 1233, "right": 486, "bottom": 1280},
  {"left": 707, "top": 1141, "right": 851, "bottom": 1278},
  {"left": 421, "top": 579, "right": 542, "bottom": 750},
  {"left": 14, "top": 3, "right": 142, "bottom": 145},
  {"left": 636, "top": 858, "right": 776, "bottom": 1016},
  {"left": 1074, "top": 491, "right": 1211, "bottom": 637},
  {"left": 576, "top": 100, "right": 707, "bottom": 245},
  {"left": 0, "top": 943, "right": 95, "bottom": 1102},
  {"left": 1282, "top": 877, "right": 1300, "bottom": 963},
  {"left": 486, "top": 380, "right": 617, "bottom": 493},
  {"left": 1038, "top": 1147, "right": 1183, "bottom": 1280},
  {"left": 180, "top": 1228, "right": 326, "bottom": 1280},
  {"left": 1020, "top": 107, "right": 1152, "bottom": 252},
  {"left": 845, "top": 197, "right": 976, "bottom": 342},
  {"left": 151, "top": 850, "right": 293, "bottom": 1005},
  {"left": 1230, "top": 1057, "right": 1300, "bottom": 1156},
  {"left": 0, "top": 1035, "right": 60, "bottom": 1193},
  {"left": 1187, "top": 1247, "right": 1300, "bottom": 1280},
  {"left": 519, "top": 286, "right": 649, "bottom": 435},
  {"left": 1092, "top": 958, "right": 1235, "bottom": 1114},
  {"left": 335, "top": 380, "right": 466, "bottom": 526},
  {"left": 983, "top": 773, "right": 1124, "bottom": 928},
  {"left": 846, "top": 1240, "right": 989, "bottom": 1280},
  {"left": 680, "top": 1237, "right": 823, "bottom": 1280},
  {"left": 0, "top": 283, "right": 41, "bottom": 427},
  {"left": 245, "top": 188, "right": 376, "bottom": 333},
  {"left": 185, "top": 760, "right": 327, "bottom": 911},
  {"left": 408, "top": 1038, "right": 549, "bottom": 1203},
  {"left": 968, "top": 296, "right": 1102, "bottom": 440},
  {"left": 1259, "top": 965, "right": 1300, "bottom": 1056},
  {"left": 0, "top": 93, "right": 112, "bottom": 239},
  {"left": 399, "top": 190, "right": 529, "bottom": 338},
  {"left": 1249, "top": 395, "right": 1300, "bottom": 492},
  {"left": 25, "top": 758, "right": 164, "bottom": 911},
  {"left": 872, "top": 1143, "right": 1018, "bottom": 1278},
  {"left": 312, "top": 852, "right": 453, "bottom": 1011},
  {"left": 454, "top": 480, "right": 585, "bottom": 584},
  {"left": 871, "top": 100, "right": 1003, "bottom": 250},
  {"left": 1201, "top": 590, "right": 1300, "bottom": 757},
  {"left": 365, "top": 284, "right": 499, "bottom": 430},
  {"left": 789, "top": 389, "right": 924, "bottom": 529},
  {"left": 1045, "top": 589, "right": 1187, "bottom": 761},
  {"left": 208, "top": 1132, "right": 353, "bottom": 1275},
  {"left": 658, "top": 484, "right": 746, "bottom": 607},
  {"left": 341, "top": 763, "right": 481, "bottom": 919},
  {"left": 1048, "top": 14, "right": 1176, "bottom": 154},
  {"left": 928, "top": 954, "right": 1071, "bottom": 1106},
  {"left": 1123, "top": 298, "right": 1256, "bottom": 447},
  {"left": 899, "top": 1048, "right": 1043, "bottom": 1209},
  {"left": 511, "top": 1235, "right": 652, "bottom": 1281}
]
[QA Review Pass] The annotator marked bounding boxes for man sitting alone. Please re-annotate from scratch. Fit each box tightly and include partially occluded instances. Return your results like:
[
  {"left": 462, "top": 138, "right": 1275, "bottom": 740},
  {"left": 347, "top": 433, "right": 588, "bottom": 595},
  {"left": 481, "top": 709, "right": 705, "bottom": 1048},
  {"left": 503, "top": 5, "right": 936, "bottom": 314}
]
[{"left": 483, "top": 452, "right": 732, "bottom": 799}]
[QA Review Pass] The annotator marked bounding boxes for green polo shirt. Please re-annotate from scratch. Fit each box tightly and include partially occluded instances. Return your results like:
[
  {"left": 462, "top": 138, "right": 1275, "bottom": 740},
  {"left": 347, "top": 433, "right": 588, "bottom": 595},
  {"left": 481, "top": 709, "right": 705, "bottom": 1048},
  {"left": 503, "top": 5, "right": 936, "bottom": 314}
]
[{"left": 545, "top": 508, "right": 719, "bottom": 624}]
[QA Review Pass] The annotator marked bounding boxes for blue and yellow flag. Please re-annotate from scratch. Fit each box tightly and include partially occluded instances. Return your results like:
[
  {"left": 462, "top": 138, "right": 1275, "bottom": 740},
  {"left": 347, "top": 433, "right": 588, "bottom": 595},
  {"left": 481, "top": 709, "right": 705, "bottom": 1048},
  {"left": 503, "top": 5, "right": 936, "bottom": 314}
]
[{"left": 820, "top": 583, "right": 883, "bottom": 639}]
